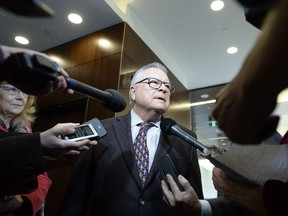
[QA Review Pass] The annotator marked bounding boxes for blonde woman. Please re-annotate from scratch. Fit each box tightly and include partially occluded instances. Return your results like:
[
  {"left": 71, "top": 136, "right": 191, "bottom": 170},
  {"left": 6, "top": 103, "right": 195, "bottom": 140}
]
[{"left": 0, "top": 81, "right": 51, "bottom": 216}]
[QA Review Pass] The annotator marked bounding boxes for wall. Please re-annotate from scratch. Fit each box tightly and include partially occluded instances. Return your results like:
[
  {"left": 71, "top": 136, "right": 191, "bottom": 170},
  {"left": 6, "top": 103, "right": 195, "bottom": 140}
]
[{"left": 34, "top": 22, "right": 191, "bottom": 215}]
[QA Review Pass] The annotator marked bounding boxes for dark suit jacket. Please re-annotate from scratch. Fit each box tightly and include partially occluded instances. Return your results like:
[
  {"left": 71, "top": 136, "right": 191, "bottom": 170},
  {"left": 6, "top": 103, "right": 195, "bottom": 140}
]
[
  {"left": 0, "top": 133, "right": 44, "bottom": 181},
  {"left": 60, "top": 113, "right": 203, "bottom": 216}
]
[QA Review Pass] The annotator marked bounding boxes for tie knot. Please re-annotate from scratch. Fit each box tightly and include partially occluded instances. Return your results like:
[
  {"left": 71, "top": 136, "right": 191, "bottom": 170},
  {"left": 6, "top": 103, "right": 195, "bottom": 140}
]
[{"left": 139, "top": 122, "right": 154, "bottom": 131}]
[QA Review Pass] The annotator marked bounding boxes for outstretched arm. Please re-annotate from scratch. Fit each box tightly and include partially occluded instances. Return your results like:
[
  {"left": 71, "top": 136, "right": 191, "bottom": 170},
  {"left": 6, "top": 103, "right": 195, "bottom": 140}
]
[{"left": 212, "top": 0, "right": 288, "bottom": 143}]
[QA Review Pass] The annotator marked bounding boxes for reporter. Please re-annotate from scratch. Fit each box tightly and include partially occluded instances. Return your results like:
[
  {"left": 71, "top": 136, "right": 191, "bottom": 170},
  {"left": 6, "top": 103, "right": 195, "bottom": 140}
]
[
  {"left": 0, "top": 123, "right": 96, "bottom": 181},
  {"left": 0, "top": 81, "right": 52, "bottom": 215},
  {"left": 212, "top": 0, "right": 288, "bottom": 144}
]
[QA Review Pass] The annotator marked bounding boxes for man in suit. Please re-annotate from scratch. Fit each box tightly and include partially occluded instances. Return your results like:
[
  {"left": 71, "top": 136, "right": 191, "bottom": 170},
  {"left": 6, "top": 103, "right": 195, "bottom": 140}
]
[{"left": 60, "top": 62, "right": 203, "bottom": 216}]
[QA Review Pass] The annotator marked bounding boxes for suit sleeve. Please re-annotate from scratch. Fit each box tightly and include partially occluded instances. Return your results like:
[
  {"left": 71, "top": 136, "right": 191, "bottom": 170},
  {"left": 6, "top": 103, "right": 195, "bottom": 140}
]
[{"left": 0, "top": 133, "right": 45, "bottom": 181}]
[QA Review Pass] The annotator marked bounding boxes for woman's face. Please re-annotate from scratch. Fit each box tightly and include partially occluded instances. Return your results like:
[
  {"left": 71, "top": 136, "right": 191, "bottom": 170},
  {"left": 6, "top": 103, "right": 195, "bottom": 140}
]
[{"left": 0, "top": 84, "right": 28, "bottom": 118}]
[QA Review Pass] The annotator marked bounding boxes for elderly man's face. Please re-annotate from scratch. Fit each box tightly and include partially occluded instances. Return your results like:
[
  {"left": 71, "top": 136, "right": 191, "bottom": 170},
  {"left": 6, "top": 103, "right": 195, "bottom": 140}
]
[{"left": 130, "top": 68, "right": 171, "bottom": 116}]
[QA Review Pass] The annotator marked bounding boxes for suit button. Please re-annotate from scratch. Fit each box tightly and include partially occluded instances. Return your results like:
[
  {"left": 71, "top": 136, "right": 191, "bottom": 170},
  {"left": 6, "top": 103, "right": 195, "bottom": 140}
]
[{"left": 139, "top": 199, "right": 145, "bottom": 206}]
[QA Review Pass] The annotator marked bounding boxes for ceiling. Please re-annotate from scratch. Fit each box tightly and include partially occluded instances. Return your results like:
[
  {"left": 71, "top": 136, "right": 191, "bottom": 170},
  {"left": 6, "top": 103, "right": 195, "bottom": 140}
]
[{"left": 0, "top": 0, "right": 261, "bottom": 92}]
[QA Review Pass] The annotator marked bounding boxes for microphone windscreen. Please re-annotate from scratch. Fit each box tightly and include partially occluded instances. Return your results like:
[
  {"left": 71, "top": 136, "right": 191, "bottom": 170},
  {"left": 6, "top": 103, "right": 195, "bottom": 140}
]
[
  {"left": 102, "top": 89, "right": 127, "bottom": 112},
  {"left": 160, "top": 118, "right": 177, "bottom": 135}
]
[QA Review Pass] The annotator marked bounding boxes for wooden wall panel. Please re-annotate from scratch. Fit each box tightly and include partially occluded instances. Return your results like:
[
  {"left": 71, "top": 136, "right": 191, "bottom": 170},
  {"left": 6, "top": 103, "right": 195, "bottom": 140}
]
[
  {"left": 36, "top": 61, "right": 95, "bottom": 108},
  {"left": 94, "top": 23, "right": 124, "bottom": 59},
  {"left": 86, "top": 53, "right": 122, "bottom": 120},
  {"left": 44, "top": 23, "right": 124, "bottom": 69}
]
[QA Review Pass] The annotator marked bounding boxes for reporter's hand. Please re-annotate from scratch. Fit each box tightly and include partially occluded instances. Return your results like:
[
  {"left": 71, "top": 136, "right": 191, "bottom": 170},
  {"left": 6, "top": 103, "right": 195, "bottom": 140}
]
[
  {"left": 37, "top": 65, "right": 74, "bottom": 97},
  {"left": 161, "top": 174, "right": 202, "bottom": 216},
  {"left": 212, "top": 82, "right": 279, "bottom": 144},
  {"left": 0, "top": 45, "right": 74, "bottom": 96},
  {"left": 212, "top": 167, "right": 268, "bottom": 216},
  {"left": 40, "top": 123, "right": 97, "bottom": 158}
]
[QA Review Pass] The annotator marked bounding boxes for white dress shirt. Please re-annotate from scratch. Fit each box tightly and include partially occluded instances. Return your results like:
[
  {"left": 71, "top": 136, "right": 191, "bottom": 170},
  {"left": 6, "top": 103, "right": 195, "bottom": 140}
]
[{"left": 130, "top": 110, "right": 161, "bottom": 171}]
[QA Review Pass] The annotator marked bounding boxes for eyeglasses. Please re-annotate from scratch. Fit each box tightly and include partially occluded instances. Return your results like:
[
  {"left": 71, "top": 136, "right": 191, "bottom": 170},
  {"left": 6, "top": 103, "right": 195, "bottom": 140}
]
[
  {"left": 0, "top": 85, "right": 28, "bottom": 97},
  {"left": 135, "top": 77, "right": 176, "bottom": 93}
]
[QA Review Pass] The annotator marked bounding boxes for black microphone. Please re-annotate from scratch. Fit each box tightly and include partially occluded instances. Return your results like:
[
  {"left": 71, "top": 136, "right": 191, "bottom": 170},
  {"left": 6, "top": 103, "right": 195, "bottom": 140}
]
[
  {"left": 5, "top": 53, "right": 127, "bottom": 112},
  {"left": 66, "top": 78, "right": 126, "bottom": 112},
  {"left": 160, "top": 118, "right": 208, "bottom": 154}
]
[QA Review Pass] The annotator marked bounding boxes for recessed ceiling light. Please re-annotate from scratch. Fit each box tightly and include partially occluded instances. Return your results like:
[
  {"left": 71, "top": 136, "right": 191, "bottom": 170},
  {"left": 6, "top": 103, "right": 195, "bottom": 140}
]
[
  {"left": 227, "top": 46, "right": 238, "bottom": 54},
  {"left": 200, "top": 94, "right": 209, "bottom": 99},
  {"left": 68, "top": 13, "right": 82, "bottom": 24},
  {"left": 15, "top": 36, "right": 29, "bottom": 45},
  {"left": 211, "top": 0, "right": 224, "bottom": 11}
]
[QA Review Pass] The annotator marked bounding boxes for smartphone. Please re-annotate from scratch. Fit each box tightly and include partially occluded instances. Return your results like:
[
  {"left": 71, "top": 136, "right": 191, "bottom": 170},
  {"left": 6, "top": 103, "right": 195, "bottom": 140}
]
[
  {"left": 63, "top": 118, "right": 107, "bottom": 141},
  {"left": 158, "top": 154, "right": 184, "bottom": 191}
]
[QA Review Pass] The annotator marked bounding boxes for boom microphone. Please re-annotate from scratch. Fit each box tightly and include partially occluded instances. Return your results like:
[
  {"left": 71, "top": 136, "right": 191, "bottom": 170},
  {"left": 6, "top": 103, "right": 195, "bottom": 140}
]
[
  {"left": 66, "top": 78, "right": 126, "bottom": 112},
  {"left": 160, "top": 118, "right": 209, "bottom": 154}
]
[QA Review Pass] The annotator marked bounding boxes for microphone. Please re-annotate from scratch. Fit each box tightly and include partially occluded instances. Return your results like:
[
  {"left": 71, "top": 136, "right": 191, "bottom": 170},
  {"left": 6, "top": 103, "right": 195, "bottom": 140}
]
[
  {"left": 5, "top": 52, "right": 126, "bottom": 112},
  {"left": 160, "top": 118, "right": 210, "bottom": 155},
  {"left": 66, "top": 78, "right": 126, "bottom": 112}
]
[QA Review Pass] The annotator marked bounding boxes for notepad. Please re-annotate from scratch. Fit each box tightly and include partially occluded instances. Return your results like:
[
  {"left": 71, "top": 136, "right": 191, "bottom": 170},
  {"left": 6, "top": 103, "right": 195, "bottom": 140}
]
[{"left": 207, "top": 143, "right": 288, "bottom": 186}]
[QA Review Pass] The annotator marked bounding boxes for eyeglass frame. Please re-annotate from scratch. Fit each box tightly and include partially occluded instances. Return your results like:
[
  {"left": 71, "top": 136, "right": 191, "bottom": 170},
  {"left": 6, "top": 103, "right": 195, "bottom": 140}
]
[
  {"left": 135, "top": 77, "right": 176, "bottom": 93},
  {"left": 0, "top": 85, "right": 28, "bottom": 97}
]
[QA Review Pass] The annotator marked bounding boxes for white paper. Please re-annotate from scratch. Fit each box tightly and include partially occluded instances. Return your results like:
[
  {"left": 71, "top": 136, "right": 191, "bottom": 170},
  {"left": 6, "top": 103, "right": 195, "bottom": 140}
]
[{"left": 208, "top": 143, "right": 288, "bottom": 186}]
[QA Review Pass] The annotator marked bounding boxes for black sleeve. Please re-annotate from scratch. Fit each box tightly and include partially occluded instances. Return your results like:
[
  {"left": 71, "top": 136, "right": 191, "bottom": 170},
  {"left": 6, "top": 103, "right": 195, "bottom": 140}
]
[
  {"left": 0, "top": 133, "right": 45, "bottom": 180},
  {"left": 236, "top": 0, "right": 275, "bottom": 29},
  {"left": 236, "top": 0, "right": 274, "bottom": 7},
  {"left": 208, "top": 197, "right": 257, "bottom": 216}
]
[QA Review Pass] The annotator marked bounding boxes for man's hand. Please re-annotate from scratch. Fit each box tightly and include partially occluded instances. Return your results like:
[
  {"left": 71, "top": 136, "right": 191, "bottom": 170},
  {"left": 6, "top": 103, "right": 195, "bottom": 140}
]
[{"left": 161, "top": 174, "right": 202, "bottom": 215}]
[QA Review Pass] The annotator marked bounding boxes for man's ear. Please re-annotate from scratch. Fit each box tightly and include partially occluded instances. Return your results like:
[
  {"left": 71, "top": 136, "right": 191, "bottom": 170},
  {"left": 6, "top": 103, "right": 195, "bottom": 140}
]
[{"left": 130, "top": 86, "right": 136, "bottom": 101}]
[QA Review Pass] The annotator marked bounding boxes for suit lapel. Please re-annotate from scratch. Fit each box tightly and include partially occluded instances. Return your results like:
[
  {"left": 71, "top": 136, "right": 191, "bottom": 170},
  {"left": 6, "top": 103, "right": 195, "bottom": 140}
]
[
  {"left": 146, "top": 132, "right": 172, "bottom": 185},
  {"left": 112, "top": 113, "right": 143, "bottom": 188}
]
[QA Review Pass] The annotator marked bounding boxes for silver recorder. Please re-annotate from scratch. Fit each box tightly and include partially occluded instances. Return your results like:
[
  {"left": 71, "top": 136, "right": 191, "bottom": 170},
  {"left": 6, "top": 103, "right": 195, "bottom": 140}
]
[{"left": 63, "top": 118, "right": 107, "bottom": 141}]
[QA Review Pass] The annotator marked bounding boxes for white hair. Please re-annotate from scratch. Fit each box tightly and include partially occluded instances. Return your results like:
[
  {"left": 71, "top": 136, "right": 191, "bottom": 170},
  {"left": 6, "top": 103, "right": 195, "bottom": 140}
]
[
  {"left": 129, "top": 62, "right": 169, "bottom": 104},
  {"left": 130, "top": 62, "right": 169, "bottom": 87}
]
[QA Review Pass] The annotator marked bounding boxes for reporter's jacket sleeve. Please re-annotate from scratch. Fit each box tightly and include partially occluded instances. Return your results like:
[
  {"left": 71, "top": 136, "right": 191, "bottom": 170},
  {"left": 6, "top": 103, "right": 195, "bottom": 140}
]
[{"left": 0, "top": 133, "right": 45, "bottom": 181}]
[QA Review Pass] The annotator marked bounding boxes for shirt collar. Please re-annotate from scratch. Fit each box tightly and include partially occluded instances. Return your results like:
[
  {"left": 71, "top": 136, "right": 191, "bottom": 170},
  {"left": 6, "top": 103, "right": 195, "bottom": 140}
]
[{"left": 130, "top": 109, "right": 160, "bottom": 128}]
